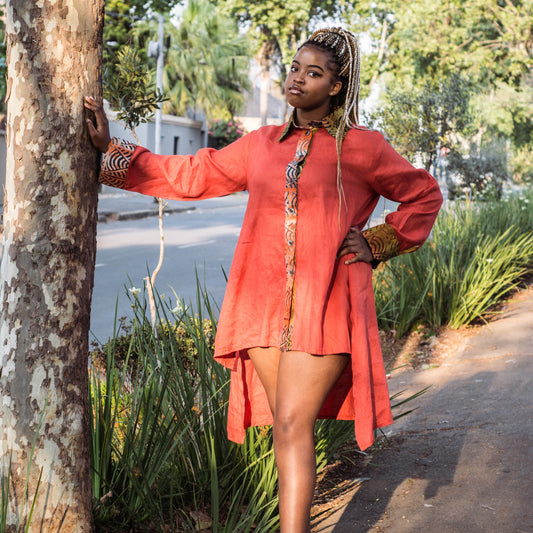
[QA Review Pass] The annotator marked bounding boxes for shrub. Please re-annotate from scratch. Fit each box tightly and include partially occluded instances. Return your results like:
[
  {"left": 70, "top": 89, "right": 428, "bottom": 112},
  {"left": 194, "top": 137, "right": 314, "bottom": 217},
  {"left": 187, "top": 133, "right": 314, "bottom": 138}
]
[
  {"left": 373, "top": 189, "right": 533, "bottom": 336},
  {"left": 510, "top": 144, "right": 533, "bottom": 184},
  {"left": 446, "top": 140, "right": 509, "bottom": 200},
  {"left": 208, "top": 118, "right": 246, "bottom": 148}
]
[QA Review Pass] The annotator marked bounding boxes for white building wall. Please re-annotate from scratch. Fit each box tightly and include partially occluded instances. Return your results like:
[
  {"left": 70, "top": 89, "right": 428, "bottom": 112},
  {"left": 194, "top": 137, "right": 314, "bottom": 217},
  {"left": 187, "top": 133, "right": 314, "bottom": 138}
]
[{"left": 107, "top": 111, "right": 206, "bottom": 156}]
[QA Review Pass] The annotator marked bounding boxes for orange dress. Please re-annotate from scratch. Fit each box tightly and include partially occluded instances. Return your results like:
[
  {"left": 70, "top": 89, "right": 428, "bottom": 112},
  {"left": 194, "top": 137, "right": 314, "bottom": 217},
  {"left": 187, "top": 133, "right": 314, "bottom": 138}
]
[{"left": 99, "top": 112, "right": 443, "bottom": 450}]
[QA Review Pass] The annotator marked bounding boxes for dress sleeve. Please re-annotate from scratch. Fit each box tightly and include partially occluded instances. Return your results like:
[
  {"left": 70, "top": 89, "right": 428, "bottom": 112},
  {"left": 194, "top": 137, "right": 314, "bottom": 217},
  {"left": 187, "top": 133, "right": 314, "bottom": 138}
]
[
  {"left": 99, "top": 133, "right": 250, "bottom": 200},
  {"left": 362, "top": 134, "right": 443, "bottom": 263}
]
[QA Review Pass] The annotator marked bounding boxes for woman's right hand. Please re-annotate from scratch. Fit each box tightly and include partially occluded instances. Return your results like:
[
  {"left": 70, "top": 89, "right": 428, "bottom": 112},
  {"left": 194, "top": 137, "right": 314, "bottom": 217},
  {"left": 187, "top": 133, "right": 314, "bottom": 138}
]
[
  {"left": 337, "top": 226, "right": 374, "bottom": 265},
  {"left": 84, "top": 96, "right": 111, "bottom": 152}
]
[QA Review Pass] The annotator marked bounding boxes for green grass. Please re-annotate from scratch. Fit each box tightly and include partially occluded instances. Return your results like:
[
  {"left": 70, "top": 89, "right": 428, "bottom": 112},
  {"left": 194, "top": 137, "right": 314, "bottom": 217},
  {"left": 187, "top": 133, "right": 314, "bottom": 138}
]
[{"left": 90, "top": 282, "right": 282, "bottom": 531}]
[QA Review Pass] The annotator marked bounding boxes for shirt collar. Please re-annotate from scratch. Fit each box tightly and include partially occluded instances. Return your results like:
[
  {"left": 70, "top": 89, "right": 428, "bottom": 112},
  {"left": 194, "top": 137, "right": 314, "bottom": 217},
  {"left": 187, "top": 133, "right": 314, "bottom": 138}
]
[{"left": 277, "top": 106, "right": 345, "bottom": 142}]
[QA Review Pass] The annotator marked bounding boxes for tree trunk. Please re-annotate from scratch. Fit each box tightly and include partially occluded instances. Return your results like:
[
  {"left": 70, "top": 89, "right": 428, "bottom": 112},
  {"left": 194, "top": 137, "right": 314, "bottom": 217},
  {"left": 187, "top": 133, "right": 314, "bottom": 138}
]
[{"left": 0, "top": 1, "right": 104, "bottom": 531}]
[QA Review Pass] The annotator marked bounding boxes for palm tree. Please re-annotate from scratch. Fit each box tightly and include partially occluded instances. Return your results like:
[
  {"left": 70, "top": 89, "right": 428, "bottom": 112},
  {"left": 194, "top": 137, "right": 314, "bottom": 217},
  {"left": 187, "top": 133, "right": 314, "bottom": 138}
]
[{"left": 140, "top": 0, "right": 251, "bottom": 119}]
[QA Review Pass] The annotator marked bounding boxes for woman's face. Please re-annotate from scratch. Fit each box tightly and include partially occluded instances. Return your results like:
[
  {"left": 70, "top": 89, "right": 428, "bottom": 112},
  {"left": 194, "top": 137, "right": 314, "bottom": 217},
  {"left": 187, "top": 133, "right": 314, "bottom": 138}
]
[{"left": 285, "top": 45, "right": 342, "bottom": 118}]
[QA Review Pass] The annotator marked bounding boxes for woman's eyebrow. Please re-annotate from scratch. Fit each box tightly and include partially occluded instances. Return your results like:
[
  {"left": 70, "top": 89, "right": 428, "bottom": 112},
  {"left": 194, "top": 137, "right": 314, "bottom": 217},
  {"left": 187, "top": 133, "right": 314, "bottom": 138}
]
[{"left": 292, "top": 60, "right": 325, "bottom": 72}]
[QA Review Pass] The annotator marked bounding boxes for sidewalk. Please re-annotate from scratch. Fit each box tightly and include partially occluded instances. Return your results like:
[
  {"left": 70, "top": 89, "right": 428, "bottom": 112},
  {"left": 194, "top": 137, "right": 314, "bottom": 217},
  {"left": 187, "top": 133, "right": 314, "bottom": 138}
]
[
  {"left": 314, "top": 286, "right": 533, "bottom": 533},
  {"left": 96, "top": 188, "right": 249, "bottom": 222}
]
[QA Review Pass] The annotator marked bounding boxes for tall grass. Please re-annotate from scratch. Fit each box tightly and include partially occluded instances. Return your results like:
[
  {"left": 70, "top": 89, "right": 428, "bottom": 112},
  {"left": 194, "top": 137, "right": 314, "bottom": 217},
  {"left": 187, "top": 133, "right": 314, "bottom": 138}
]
[
  {"left": 374, "top": 190, "right": 533, "bottom": 336},
  {"left": 90, "top": 281, "right": 359, "bottom": 531}
]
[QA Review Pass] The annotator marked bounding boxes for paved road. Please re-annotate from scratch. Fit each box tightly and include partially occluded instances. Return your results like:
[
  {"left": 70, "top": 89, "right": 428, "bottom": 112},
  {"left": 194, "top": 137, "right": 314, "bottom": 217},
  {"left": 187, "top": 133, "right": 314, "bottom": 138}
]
[{"left": 91, "top": 194, "right": 247, "bottom": 343}]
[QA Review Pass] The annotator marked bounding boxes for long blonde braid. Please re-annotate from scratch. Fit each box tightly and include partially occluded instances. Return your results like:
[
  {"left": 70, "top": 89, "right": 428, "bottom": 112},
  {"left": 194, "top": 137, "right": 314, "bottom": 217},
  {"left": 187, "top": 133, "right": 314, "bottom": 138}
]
[{"left": 302, "top": 28, "right": 361, "bottom": 222}]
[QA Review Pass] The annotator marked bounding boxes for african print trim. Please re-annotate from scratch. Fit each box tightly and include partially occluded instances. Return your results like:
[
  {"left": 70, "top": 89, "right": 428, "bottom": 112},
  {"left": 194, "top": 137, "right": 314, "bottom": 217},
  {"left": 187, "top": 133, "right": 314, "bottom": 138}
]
[
  {"left": 362, "top": 223, "right": 401, "bottom": 262},
  {"left": 280, "top": 128, "right": 317, "bottom": 351},
  {"left": 99, "top": 137, "right": 137, "bottom": 189},
  {"left": 321, "top": 106, "right": 348, "bottom": 140},
  {"left": 278, "top": 106, "right": 345, "bottom": 142}
]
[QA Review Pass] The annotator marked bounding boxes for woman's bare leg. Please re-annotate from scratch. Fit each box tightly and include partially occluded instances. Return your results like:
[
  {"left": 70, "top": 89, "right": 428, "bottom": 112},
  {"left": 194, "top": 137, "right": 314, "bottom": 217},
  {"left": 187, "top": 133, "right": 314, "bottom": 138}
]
[{"left": 248, "top": 347, "right": 349, "bottom": 533}]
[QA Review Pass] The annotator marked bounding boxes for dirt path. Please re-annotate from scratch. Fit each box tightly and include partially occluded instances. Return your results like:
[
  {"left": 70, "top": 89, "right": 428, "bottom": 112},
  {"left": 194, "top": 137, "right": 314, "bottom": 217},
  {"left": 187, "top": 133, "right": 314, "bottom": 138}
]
[{"left": 312, "top": 284, "right": 533, "bottom": 533}]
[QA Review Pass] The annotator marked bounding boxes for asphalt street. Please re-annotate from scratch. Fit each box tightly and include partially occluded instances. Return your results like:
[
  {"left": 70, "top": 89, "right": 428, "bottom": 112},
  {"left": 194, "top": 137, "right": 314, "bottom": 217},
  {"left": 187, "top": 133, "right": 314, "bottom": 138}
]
[{"left": 91, "top": 192, "right": 248, "bottom": 343}]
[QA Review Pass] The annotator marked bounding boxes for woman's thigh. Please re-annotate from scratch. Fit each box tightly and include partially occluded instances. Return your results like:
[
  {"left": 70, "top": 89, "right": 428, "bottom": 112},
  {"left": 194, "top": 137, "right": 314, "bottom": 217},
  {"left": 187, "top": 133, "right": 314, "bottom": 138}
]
[
  {"left": 248, "top": 347, "right": 349, "bottom": 423},
  {"left": 276, "top": 351, "right": 349, "bottom": 427}
]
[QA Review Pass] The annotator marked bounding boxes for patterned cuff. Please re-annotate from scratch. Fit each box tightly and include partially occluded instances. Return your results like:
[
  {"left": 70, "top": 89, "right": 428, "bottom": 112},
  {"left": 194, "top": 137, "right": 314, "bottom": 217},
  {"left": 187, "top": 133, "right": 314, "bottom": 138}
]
[
  {"left": 99, "top": 137, "right": 137, "bottom": 189},
  {"left": 362, "top": 223, "right": 400, "bottom": 263}
]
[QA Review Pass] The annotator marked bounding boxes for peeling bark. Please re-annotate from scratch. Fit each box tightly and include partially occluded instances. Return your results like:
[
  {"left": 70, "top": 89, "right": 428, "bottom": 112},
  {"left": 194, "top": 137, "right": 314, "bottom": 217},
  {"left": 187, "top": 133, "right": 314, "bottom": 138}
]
[{"left": 0, "top": 1, "right": 104, "bottom": 531}]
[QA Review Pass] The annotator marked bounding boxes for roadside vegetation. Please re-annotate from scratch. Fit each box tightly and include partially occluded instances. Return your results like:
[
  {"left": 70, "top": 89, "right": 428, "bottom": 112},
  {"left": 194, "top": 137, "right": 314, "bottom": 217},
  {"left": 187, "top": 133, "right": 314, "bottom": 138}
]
[{"left": 374, "top": 188, "right": 533, "bottom": 337}]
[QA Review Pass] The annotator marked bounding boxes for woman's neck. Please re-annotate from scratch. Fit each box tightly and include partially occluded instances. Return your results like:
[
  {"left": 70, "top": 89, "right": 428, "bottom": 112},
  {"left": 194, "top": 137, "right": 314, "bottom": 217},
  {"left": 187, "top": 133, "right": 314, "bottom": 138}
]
[{"left": 294, "top": 108, "right": 330, "bottom": 128}]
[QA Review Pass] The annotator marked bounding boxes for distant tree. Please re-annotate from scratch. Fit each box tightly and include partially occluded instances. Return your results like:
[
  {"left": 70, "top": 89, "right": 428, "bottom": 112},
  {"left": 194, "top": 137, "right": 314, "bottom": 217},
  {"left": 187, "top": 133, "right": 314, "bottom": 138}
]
[
  {"left": 360, "top": 0, "right": 533, "bottom": 89},
  {"left": 0, "top": 1, "right": 104, "bottom": 531},
  {"left": 103, "top": 0, "right": 138, "bottom": 66},
  {"left": 343, "top": 0, "right": 395, "bottom": 99},
  {"left": 103, "top": 0, "right": 181, "bottom": 87},
  {"left": 375, "top": 75, "right": 473, "bottom": 172},
  {"left": 355, "top": 0, "right": 533, "bottom": 184},
  {"left": 473, "top": 77, "right": 533, "bottom": 149}
]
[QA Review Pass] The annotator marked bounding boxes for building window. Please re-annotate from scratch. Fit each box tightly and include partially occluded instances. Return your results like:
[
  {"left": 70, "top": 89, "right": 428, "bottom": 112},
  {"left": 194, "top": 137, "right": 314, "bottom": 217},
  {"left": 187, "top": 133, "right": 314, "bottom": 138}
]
[{"left": 173, "top": 136, "right": 180, "bottom": 155}]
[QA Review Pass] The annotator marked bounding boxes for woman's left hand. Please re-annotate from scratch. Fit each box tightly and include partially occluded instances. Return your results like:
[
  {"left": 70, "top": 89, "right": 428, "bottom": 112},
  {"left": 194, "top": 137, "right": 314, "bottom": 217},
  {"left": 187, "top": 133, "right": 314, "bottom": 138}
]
[{"left": 337, "top": 226, "right": 374, "bottom": 265}]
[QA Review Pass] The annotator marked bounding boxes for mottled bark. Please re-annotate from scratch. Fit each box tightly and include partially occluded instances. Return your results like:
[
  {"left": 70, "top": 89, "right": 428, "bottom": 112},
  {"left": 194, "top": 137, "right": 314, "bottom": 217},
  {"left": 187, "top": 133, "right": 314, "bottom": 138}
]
[{"left": 0, "top": 1, "right": 104, "bottom": 531}]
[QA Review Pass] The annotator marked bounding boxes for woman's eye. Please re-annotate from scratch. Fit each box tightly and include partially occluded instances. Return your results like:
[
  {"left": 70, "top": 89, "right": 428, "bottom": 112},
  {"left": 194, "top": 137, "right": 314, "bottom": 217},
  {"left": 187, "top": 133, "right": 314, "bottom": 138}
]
[
  {"left": 309, "top": 71, "right": 320, "bottom": 78},
  {"left": 290, "top": 65, "right": 298, "bottom": 72}
]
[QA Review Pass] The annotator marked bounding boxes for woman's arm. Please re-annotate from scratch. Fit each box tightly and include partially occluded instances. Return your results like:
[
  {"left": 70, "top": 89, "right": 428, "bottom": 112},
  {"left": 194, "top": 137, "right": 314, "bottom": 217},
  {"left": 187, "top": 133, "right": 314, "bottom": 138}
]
[
  {"left": 84, "top": 96, "right": 249, "bottom": 200},
  {"left": 361, "top": 134, "right": 443, "bottom": 263}
]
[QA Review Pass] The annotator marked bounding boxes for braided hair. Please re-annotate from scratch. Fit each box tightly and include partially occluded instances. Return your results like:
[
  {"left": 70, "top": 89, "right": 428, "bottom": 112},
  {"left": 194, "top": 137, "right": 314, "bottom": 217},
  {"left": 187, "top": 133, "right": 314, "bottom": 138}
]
[{"left": 300, "top": 28, "right": 361, "bottom": 220}]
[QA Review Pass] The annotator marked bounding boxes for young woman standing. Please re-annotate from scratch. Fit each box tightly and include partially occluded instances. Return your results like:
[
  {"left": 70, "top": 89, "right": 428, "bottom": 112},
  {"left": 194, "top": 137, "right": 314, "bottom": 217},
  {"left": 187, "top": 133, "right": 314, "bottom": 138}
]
[{"left": 85, "top": 27, "right": 442, "bottom": 533}]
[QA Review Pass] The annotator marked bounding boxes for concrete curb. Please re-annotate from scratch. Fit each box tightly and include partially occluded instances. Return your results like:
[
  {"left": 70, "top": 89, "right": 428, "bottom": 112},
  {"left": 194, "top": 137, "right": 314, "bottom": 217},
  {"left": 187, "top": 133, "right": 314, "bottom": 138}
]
[{"left": 97, "top": 206, "right": 196, "bottom": 223}]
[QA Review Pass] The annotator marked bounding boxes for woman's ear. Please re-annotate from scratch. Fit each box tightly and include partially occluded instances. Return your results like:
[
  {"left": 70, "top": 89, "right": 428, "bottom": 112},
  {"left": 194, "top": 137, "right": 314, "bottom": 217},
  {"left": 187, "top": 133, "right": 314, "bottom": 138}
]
[{"left": 329, "top": 80, "right": 342, "bottom": 96}]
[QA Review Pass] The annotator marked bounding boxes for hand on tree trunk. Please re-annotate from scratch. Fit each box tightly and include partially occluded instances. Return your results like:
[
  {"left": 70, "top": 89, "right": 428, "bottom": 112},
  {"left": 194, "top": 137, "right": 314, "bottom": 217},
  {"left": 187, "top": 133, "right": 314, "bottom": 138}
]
[{"left": 84, "top": 96, "right": 111, "bottom": 152}]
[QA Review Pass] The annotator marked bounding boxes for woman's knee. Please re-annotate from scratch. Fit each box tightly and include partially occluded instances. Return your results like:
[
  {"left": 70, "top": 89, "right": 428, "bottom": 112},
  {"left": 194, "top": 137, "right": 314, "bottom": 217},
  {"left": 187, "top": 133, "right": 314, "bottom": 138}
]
[{"left": 273, "top": 409, "right": 314, "bottom": 444}]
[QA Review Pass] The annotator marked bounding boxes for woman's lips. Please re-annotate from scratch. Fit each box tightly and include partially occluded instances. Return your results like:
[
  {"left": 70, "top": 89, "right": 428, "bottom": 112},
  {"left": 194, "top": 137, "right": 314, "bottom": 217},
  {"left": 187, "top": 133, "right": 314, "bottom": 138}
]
[{"left": 288, "top": 86, "right": 303, "bottom": 95}]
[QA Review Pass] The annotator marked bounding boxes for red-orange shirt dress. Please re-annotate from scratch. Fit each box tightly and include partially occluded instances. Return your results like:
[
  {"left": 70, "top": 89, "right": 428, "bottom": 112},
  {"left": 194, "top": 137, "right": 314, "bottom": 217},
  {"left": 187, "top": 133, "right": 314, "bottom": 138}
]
[{"left": 99, "top": 113, "right": 443, "bottom": 450}]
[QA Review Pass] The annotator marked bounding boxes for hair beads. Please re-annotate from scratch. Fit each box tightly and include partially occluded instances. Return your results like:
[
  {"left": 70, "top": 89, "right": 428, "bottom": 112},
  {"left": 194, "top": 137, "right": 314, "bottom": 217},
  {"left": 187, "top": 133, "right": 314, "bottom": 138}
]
[
  {"left": 306, "top": 27, "right": 361, "bottom": 130},
  {"left": 302, "top": 27, "right": 361, "bottom": 223}
]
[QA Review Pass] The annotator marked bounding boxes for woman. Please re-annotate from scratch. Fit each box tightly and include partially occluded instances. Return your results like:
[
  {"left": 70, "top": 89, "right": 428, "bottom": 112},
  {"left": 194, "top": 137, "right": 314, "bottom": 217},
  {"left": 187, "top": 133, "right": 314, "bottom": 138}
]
[{"left": 85, "top": 27, "right": 442, "bottom": 533}]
